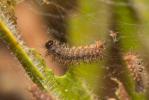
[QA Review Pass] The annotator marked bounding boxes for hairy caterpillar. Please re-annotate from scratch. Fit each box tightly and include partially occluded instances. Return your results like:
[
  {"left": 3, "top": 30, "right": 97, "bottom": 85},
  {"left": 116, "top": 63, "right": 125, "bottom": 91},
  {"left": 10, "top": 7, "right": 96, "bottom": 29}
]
[
  {"left": 124, "top": 53, "right": 146, "bottom": 92},
  {"left": 45, "top": 40, "right": 105, "bottom": 65}
]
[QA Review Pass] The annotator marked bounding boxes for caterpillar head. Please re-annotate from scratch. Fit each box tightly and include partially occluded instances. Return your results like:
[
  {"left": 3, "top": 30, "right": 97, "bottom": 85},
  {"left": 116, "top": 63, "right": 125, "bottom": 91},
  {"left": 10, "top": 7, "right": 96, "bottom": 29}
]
[{"left": 45, "top": 40, "right": 54, "bottom": 49}]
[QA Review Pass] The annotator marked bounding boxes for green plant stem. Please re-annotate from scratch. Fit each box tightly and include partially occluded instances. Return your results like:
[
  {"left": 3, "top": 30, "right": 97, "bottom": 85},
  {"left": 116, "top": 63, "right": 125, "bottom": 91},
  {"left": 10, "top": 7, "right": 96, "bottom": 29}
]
[{"left": 0, "top": 19, "right": 56, "bottom": 91}]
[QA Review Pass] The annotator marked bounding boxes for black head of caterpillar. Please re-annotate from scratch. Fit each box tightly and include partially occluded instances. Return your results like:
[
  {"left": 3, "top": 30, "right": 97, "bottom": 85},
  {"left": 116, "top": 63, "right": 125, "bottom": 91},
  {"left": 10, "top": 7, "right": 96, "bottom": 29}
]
[
  {"left": 45, "top": 40, "right": 54, "bottom": 49},
  {"left": 45, "top": 40, "right": 105, "bottom": 65}
]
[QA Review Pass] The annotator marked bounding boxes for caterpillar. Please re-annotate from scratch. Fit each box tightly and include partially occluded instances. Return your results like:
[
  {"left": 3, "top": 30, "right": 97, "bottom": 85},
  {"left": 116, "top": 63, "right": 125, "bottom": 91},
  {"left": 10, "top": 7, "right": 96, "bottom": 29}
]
[
  {"left": 45, "top": 40, "right": 105, "bottom": 65},
  {"left": 124, "top": 53, "right": 146, "bottom": 92}
]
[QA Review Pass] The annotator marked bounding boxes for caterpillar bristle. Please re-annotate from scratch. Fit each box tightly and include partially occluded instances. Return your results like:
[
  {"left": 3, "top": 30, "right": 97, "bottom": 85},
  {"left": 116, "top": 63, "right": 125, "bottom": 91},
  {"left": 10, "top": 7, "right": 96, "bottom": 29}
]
[
  {"left": 124, "top": 53, "right": 146, "bottom": 92},
  {"left": 45, "top": 40, "right": 105, "bottom": 65}
]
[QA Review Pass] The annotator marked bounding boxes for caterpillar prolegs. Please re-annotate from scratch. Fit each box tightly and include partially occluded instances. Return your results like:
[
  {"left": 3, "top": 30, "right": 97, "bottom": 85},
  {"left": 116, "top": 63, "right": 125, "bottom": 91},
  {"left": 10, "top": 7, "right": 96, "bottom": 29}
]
[{"left": 45, "top": 40, "right": 105, "bottom": 65}]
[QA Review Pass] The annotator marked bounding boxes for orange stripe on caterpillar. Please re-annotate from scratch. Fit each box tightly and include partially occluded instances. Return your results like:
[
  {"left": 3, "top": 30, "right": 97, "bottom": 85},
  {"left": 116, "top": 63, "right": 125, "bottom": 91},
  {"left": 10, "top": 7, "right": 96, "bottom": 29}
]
[
  {"left": 45, "top": 40, "right": 105, "bottom": 65},
  {"left": 124, "top": 53, "right": 146, "bottom": 92}
]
